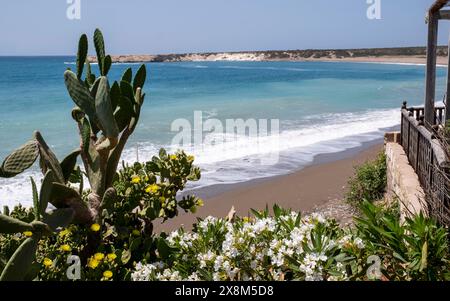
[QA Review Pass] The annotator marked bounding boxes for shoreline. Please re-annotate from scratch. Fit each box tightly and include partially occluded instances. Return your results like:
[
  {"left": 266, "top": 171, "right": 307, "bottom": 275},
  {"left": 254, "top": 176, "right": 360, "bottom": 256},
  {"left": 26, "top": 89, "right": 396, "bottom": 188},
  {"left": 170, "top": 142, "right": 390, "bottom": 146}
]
[
  {"left": 89, "top": 47, "right": 449, "bottom": 66},
  {"left": 154, "top": 138, "right": 384, "bottom": 232}
]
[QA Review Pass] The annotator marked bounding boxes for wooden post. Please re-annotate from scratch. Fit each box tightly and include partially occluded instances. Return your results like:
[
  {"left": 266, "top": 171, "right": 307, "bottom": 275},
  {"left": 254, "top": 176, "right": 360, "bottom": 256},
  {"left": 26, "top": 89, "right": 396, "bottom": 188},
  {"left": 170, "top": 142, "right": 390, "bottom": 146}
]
[
  {"left": 424, "top": 11, "right": 439, "bottom": 129},
  {"left": 446, "top": 33, "right": 450, "bottom": 123}
]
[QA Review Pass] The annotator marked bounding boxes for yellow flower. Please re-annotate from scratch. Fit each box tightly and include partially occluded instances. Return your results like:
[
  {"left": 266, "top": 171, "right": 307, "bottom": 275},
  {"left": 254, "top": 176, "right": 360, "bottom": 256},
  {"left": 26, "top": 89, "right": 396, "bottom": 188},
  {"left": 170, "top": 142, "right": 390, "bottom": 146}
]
[
  {"left": 59, "top": 229, "right": 71, "bottom": 237},
  {"left": 145, "top": 184, "right": 159, "bottom": 193},
  {"left": 23, "top": 231, "right": 33, "bottom": 237},
  {"left": 196, "top": 199, "right": 204, "bottom": 207},
  {"left": 60, "top": 244, "right": 72, "bottom": 252},
  {"left": 103, "top": 270, "right": 113, "bottom": 279},
  {"left": 132, "top": 229, "right": 141, "bottom": 236},
  {"left": 170, "top": 154, "right": 177, "bottom": 160},
  {"left": 94, "top": 253, "right": 105, "bottom": 261},
  {"left": 107, "top": 253, "right": 117, "bottom": 261},
  {"left": 242, "top": 216, "right": 250, "bottom": 223},
  {"left": 90, "top": 223, "right": 101, "bottom": 232},
  {"left": 131, "top": 175, "right": 141, "bottom": 184},
  {"left": 43, "top": 258, "right": 53, "bottom": 267},
  {"left": 88, "top": 258, "right": 99, "bottom": 269}
]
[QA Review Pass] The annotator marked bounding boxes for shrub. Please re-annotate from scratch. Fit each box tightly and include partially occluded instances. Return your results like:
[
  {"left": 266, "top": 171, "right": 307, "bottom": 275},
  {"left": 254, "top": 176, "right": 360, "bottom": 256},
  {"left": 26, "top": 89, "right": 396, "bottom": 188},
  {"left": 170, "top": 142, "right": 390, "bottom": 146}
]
[
  {"left": 346, "top": 152, "right": 387, "bottom": 208},
  {"left": 132, "top": 203, "right": 449, "bottom": 281}
]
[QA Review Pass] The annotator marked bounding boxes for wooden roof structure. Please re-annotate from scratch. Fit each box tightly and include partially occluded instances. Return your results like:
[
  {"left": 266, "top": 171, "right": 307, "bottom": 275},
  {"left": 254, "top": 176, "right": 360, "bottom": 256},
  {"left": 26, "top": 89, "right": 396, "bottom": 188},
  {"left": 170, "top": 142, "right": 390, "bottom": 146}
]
[
  {"left": 430, "top": 0, "right": 450, "bottom": 13},
  {"left": 425, "top": 0, "right": 450, "bottom": 125}
]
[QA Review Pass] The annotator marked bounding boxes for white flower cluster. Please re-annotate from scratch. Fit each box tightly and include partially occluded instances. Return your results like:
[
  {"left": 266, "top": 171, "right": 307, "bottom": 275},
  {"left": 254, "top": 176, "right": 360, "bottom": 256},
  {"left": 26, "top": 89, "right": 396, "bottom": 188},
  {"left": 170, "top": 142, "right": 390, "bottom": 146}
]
[{"left": 132, "top": 211, "right": 367, "bottom": 281}]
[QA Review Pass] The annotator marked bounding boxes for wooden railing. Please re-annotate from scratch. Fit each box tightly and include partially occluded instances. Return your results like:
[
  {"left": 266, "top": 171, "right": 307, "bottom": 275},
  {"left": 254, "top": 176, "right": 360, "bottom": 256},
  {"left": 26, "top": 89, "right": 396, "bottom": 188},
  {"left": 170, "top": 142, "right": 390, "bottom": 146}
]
[{"left": 400, "top": 102, "right": 450, "bottom": 225}]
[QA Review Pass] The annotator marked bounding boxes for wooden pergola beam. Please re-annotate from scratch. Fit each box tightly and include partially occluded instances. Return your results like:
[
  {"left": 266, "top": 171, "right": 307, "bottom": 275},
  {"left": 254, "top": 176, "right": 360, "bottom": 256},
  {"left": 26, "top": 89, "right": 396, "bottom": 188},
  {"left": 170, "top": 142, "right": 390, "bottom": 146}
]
[
  {"left": 424, "top": 11, "right": 439, "bottom": 128},
  {"left": 430, "top": 0, "right": 450, "bottom": 13},
  {"left": 438, "top": 10, "right": 450, "bottom": 19}
]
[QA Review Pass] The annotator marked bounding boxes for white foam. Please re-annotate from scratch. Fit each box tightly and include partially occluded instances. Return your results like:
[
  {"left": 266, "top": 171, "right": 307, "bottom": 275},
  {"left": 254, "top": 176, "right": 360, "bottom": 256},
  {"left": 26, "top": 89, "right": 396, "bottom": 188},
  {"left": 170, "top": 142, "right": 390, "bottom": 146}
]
[{"left": 0, "top": 108, "right": 400, "bottom": 208}]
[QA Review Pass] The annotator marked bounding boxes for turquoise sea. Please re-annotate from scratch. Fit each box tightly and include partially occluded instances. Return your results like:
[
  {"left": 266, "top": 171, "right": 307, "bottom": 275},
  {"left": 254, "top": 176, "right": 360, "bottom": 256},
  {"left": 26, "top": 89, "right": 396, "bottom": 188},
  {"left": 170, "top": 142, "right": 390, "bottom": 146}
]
[{"left": 0, "top": 58, "right": 447, "bottom": 207}]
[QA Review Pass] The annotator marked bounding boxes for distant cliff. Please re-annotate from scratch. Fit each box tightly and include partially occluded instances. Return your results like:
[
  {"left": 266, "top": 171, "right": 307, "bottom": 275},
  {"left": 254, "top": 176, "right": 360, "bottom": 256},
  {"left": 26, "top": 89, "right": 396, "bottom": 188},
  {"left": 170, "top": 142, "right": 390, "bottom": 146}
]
[{"left": 88, "top": 46, "right": 448, "bottom": 63}]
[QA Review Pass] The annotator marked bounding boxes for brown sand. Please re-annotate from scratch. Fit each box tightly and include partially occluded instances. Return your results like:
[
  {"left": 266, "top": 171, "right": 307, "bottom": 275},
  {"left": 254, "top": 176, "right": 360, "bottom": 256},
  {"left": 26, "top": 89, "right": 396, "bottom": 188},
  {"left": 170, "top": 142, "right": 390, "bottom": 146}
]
[{"left": 154, "top": 143, "right": 383, "bottom": 232}]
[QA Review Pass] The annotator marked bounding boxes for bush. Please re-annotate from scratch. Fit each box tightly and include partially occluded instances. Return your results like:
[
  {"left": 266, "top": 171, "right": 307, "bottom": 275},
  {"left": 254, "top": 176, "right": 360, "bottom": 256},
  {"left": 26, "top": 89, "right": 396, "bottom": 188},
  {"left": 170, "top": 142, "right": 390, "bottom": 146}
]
[
  {"left": 131, "top": 203, "right": 449, "bottom": 281},
  {"left": 346, "top": 152, "right": 387, "bottom": 207},
  {"left": 0, "top": 150, "right": 203, "bottom": 281}
]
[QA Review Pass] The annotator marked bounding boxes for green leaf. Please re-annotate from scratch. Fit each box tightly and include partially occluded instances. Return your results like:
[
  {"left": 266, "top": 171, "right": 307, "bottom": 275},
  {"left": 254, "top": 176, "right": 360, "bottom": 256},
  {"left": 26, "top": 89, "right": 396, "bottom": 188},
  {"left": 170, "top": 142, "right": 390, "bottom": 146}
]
[
  {"left": 31, "top": 177, "right": 39, "bottom": 220},
  {"left": 114, "top": 96, "right": 134, "bottom": 132},
  {"left": 93, "top": 29, "right": 106, "bottom": 76},
  {"left": 130, "top": 237, "right": 142, "bottom": 252},
  {"left": 43, "top": 208, "right": 74, "bottom": 231},
  {"left": 64, "top": 70, "right": 97, "bottom": 122},
  {"left": 39, "top": 170, "right": 54, "bottom": 216},
  {"left": 49, "top": 183, "right": 81, "bottom": 208},
  {"left": 60, "top": 149, "right": 81, "bottom": 183},
  {"left": 80, "top": 117, "right": 91, "bottom": 155},
  {"left": 101, "top": 187, "right": 116, "bottom": 210},
  {"left": 121, "top": 68, "right": 132, "bottom": 83},
  {"left": 419, "top": 241, "right": 428, "bottom": 272},
  {"left": 85, "top": 59, "right": 95, "bottom": 85},
  {"left": 76, "top": 34, "right": 88, "bottom": 79},
  {"left": 133, "top": 64, "right": 147, "bottom": 92},
  {"left": 0, "top": 214, "right": 33, "bottom": 234},
  {"left": 95, "top": 76, "right": 119, "bottom": 138},
  {"left": 120, "top": 80, "right": 135, "bottom": 104},
  {"left": 110, "top": 81, "right": 121, "bottom": 111},
  {"left": 0, "top": 140, "right": 39, "bottom": 178},
  {"left": 34, "top": 131, "right": 65, "bottom": 184},
  {"left": 0, "top": 237, "right": 40, "bottom": 281},
  {"left": 156, "top": 238, "right": 172, "bottom": 260},
  {"left": 121, "top": 249, "right": 131, "bottom": 264},
  {"left": 102, "top": 55, "right": 112, "bottom": 76}
]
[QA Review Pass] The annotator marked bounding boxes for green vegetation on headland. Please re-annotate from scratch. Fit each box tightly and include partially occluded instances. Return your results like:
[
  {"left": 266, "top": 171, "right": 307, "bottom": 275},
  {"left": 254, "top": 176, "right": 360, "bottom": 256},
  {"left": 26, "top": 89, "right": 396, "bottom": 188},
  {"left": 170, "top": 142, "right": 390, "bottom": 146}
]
[
  {"left": 88, "top": 46, "right": 448, "bottom": 63},
  {"left": 0, "top": 31, "right": 448, "bottom": 281}
]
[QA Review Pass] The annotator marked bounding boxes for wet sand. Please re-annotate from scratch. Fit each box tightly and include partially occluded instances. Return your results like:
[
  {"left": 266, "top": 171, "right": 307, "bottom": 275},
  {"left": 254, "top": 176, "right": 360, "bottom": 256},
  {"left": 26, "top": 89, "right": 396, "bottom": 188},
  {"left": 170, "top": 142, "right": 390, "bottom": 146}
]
[{"left": 154, "top": 140, "right": 384, "bottom": 232}]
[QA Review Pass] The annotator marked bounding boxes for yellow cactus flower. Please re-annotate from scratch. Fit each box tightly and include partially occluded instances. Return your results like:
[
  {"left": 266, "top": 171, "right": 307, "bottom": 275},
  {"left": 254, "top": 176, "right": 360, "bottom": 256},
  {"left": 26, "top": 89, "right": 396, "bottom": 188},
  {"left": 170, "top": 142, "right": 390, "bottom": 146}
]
[
  {"left": 131, "top": 175, "right": 141, "bottom": 184},
  {"left": 60, "top": 244, "right": 72, "bottom": 252},
  {"left": 107, "top": 253, "right": 117, "bottom": 261},
  {"left": 242, "top": 216, "right": 250, "bottom": 223},
  {"left": 170, "top": 154, "right": 177, "bottom": 160},
  {"left": 88, "top": 258, "right": 99, "bottom": 269},
  {"left": 196, "top": 199, "right": 204, "bottom": 207},
  {"left": 59, "top": 229, "right": 71, "bottom": 237},
  {"left": 103, "top": 270, "right": 113, "bottom": 279},
  {"left": 145, "top": 184, "right": 159, "bottom": 194},
  {"left": 23, "top": 231, "right": 33, "bottom": 237},
  {"left": 43, "top": 258, "right": 53, "bottom": 267},
  {"left": 94, "top": 253, "right": 105, "bottom": 261},
  {"left": 90, "top": 223, "right": 101, "bottom": 232}
]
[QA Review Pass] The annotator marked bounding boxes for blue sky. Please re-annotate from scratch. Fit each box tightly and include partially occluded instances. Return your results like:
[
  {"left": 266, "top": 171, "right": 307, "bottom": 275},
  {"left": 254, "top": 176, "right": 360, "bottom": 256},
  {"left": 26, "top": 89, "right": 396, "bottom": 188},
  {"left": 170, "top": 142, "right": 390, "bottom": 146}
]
[{"left": 1, "top": 0, "right": 450, "bottom": 55}]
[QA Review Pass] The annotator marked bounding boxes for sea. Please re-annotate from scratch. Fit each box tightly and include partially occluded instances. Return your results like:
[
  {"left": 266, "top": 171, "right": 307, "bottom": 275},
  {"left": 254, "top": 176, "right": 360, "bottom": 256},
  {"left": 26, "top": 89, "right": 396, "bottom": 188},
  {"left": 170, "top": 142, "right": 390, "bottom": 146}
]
[{"left": 0, "top": 57, "right": 447, "bottom": 207}]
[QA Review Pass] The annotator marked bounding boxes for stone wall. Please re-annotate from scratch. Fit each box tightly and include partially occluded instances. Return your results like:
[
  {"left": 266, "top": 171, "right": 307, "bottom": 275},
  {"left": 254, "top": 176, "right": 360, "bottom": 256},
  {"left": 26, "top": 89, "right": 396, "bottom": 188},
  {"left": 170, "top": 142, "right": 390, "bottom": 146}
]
[{"left": 384, "top": 133, "right": 427, "bottom": 220}]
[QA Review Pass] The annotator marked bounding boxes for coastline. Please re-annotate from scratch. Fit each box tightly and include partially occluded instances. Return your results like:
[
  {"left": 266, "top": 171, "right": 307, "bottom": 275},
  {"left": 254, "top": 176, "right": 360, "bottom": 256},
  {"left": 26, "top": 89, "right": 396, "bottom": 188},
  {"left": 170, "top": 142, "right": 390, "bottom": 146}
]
[
  {"left": 154, "top": 139, "right": 383, "bottom": 232},
  {"left": 90, "top": 46, "right": 449, "bottom": 66}
]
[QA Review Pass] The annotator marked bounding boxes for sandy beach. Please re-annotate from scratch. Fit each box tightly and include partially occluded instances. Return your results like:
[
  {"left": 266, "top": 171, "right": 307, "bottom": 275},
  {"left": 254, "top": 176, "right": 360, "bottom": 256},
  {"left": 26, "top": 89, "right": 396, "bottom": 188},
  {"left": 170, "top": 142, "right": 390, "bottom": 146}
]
[
  {"left": 154, "top": 140, "right": 383, "bottom": 232},
  {"left": 97, "top": 52, "right": 448, "bottom": 66}
]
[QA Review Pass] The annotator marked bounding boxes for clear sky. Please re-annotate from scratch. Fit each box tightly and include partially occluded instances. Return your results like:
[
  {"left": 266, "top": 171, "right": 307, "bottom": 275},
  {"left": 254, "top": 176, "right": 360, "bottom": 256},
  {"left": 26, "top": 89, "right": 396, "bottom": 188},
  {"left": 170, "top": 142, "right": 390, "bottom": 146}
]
[{"left": 1, "top": 0, "right": 450, "bottom": 55}]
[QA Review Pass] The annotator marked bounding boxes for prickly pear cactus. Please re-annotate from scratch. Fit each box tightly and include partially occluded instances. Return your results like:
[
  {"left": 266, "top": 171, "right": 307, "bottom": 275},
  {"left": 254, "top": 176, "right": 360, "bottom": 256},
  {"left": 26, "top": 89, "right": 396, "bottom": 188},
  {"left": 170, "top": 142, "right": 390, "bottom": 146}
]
[{"left": 0, "top": 140, "right": 38, "bottom": 178}]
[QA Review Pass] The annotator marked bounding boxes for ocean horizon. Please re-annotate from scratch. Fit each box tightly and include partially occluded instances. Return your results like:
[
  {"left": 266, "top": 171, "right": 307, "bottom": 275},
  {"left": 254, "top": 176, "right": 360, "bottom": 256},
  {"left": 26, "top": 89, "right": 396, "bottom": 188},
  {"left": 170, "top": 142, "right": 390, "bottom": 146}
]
[{"left": 0, "top": 57, "right": 447, "bottom": 207}]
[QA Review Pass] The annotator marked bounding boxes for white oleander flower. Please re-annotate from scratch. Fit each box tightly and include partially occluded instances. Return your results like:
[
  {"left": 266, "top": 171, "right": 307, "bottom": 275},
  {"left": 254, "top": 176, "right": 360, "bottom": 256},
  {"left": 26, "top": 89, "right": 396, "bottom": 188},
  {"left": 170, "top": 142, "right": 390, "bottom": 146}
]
[{"left": 354, "top": 237, "right": 365, "bottom": 249}]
